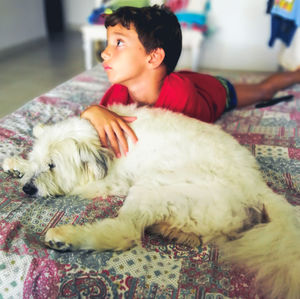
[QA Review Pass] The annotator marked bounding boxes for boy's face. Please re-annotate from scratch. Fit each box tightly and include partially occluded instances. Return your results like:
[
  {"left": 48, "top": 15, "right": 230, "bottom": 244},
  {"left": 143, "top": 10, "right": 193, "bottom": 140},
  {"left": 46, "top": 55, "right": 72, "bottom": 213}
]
[{"left": 101, "top": 23, "right": 150, "bottom": 86}]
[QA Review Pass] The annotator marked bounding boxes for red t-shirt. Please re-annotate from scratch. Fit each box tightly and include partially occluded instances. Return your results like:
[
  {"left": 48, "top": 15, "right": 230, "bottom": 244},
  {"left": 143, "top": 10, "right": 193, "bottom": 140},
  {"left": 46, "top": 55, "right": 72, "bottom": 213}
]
[{"left": 100, "top": 71, "right": 227, "bottom": 123}]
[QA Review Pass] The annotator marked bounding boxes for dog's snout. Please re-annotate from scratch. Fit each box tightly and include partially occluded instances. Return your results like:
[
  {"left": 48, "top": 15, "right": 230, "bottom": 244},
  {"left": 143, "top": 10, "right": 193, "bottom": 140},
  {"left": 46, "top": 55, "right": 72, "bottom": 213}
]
[{"left": 23, "top": 182, "right": 38, "bottom": 196}]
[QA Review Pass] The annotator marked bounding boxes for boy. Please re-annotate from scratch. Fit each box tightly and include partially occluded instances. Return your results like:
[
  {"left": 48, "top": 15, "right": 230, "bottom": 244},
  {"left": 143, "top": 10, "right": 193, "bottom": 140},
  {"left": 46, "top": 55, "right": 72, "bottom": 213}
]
[{"left": 81, "top": 5, "right": 300, "bottom": 158}]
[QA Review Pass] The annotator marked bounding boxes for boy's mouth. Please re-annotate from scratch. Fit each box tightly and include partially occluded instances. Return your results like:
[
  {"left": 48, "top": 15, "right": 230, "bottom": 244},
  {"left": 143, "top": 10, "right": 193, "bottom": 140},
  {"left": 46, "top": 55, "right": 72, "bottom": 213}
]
[{"left": 103, "top": 64, "right": 112, "bottom": 70}]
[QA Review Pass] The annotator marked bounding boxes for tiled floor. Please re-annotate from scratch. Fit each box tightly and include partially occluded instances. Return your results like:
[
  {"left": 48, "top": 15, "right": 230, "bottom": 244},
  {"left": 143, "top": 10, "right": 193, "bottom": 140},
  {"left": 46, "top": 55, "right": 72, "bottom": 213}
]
[{"left": 0, "top": 31, "right": 86, "bottom": 118}]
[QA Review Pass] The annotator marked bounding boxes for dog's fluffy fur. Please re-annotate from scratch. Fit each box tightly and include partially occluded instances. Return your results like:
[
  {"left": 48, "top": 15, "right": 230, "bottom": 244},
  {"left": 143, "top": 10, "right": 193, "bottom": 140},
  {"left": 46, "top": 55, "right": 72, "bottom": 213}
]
[{"left": 3, "top": 105, "right": 300, "bottom": 298}]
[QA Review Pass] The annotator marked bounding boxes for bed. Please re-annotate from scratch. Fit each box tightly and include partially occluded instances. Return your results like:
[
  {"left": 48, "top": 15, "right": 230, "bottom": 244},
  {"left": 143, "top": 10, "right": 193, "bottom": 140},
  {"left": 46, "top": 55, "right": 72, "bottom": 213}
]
[{"left": 0, "top": 65, "right": 299, "bottom": 298}]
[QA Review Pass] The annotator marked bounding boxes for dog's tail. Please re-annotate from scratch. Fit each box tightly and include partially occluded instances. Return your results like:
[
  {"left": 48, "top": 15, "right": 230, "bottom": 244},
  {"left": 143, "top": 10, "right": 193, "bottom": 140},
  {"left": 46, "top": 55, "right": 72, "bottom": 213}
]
[{"left": 219, "top": 192, "right": 300, "bottom": 299}]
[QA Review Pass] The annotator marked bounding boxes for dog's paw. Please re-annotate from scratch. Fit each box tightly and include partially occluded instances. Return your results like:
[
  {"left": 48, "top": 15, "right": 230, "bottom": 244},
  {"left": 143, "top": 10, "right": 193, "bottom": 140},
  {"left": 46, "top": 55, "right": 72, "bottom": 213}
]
[
  {"left": 180, "top": 234, "right": 202, "bottom": 247},
  {"left": 44, "top": 224, "right": 90, "bottom": 251},
  {"left": 2, "top": 157, "right": 24, "bottom": 178},
  {"left": 45, "top": 240, "right": 74, "bottom": 251},
  {"left": 45, "top": 226, "right": 78, "bottom": 252}
]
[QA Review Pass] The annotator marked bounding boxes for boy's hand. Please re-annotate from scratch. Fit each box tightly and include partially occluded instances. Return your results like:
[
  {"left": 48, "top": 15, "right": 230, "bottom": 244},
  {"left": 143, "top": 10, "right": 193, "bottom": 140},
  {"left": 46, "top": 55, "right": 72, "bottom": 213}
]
[{"left": 81, "top": 105, "right": 138, "bottom": 158}]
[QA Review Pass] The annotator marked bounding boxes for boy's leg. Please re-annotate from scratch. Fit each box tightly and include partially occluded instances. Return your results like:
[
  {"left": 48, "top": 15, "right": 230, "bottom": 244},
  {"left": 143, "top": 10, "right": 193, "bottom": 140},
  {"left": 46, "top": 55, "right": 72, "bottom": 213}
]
[{"left": 234, "top": 69, "right": 300, "bottom": 107}]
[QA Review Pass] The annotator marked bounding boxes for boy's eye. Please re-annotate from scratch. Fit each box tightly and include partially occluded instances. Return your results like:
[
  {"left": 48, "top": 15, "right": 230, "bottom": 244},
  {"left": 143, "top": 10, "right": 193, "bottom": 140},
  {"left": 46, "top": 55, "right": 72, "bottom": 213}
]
[{"left": 116, "top": 40, "right": 124, "bottom": 46}]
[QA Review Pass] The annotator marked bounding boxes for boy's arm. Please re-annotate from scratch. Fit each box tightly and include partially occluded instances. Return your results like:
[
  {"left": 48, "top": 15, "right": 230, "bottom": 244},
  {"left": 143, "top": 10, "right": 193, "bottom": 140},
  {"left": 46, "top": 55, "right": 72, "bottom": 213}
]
[{"left": 80, "top": 105, "right": 138, "bottom": 158}]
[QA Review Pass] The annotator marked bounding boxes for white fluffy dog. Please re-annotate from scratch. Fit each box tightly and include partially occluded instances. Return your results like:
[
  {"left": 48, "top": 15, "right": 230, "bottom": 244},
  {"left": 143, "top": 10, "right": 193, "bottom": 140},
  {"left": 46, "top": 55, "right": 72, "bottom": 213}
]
[{"left": 2, "top": 105, "right": 300, "bottom": 299}]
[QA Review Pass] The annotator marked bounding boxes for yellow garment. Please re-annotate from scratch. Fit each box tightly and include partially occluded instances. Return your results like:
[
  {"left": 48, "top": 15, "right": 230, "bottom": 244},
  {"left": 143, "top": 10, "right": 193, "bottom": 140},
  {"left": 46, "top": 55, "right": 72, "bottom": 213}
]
[{"left": 274, "top": 0, "right": 295, "bottom": 12}]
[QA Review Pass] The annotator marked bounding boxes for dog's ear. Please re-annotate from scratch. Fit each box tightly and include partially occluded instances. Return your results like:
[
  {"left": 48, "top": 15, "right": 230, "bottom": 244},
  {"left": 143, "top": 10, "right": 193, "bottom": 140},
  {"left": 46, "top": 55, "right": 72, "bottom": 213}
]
[
  {"left": 78, "top": 142, "right": 113, "bottom": 180},
  {"left": 33, "top": 124, "right": 46, "bottom": 138}
]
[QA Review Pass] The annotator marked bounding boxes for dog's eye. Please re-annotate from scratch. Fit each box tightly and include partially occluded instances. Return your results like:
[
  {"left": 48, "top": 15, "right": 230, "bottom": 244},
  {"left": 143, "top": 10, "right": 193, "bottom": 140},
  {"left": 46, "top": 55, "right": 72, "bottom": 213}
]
[{"left": 48, "top": 163, "right": 55, "bottom": 170}]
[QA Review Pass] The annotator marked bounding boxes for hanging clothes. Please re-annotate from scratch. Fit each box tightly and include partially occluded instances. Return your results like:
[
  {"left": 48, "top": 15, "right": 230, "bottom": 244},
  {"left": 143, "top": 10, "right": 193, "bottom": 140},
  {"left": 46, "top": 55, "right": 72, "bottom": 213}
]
[
  {"left": 266, "top": 0, "right": 275, "bottom": 13},
  {"left": 268, "top": 0, "right": 300, "bottom": 47},
  {"left": 269, "top": 15, "right": 297, "bottom": 46},
  {"left": 271, "top": 0, "right": 300, "bottom": 26}
]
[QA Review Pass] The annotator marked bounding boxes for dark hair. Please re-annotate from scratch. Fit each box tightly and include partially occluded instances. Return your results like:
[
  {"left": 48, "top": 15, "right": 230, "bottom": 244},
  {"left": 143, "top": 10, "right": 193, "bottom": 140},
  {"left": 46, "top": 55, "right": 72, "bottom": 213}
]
[{"left": 105, "top": 5, "right": 182, "bottom": 74}]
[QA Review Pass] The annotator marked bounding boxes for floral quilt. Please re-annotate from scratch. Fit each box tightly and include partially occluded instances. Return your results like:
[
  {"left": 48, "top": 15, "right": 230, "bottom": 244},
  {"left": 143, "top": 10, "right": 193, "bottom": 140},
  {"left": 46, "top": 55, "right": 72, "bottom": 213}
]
[{"left": 0, "top": 65, "right": 299, "bottom": 298}]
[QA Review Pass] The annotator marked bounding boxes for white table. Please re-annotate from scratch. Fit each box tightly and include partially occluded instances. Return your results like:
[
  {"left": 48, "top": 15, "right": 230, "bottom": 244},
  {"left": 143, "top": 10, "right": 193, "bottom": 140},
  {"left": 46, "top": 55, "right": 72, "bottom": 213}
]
[{"left": 81, "top": 24, "right": 107, "bottom": 70}]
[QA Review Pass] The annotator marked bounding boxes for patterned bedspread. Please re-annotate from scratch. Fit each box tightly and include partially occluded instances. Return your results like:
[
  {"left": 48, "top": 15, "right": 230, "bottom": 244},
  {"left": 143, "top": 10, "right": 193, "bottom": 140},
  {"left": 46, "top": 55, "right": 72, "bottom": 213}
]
[{"left": 0, "top": 65, "right": 299, "bottom": 298}]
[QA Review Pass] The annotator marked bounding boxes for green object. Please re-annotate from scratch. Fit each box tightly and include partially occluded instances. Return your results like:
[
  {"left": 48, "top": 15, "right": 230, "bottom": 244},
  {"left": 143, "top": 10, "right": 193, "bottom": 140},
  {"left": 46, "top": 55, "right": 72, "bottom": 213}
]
[
  {"left": 110, "top": 0, "right": 149, "bottom": 9},
  {"left": 104, "top": 8, "right": 113, "bottom": 14}
]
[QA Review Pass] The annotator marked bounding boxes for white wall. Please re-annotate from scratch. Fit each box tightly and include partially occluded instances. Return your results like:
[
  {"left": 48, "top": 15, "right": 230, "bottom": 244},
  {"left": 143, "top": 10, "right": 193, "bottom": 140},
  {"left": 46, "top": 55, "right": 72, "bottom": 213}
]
[
  {"left": 62, "top": 0, "right": 281, "bottom": 71},
  {"left": 199, "top": 0, "right": 281, "bottom": 71},
  {"left": 0, "top": 0, "right": 46, "bottom": 51},
  {"left": 0, "top": 0, "right": 281, "bottom": 71},
  {"left": 63, "top": 0, "right": 96, "bottom": 29}
]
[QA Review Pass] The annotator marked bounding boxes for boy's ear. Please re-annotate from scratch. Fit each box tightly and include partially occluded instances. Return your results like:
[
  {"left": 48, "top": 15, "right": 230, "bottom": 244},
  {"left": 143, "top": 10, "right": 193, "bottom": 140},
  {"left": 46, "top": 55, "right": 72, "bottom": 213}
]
[{"left": 148, "top": 48, "right": 165, "bottom": 69}]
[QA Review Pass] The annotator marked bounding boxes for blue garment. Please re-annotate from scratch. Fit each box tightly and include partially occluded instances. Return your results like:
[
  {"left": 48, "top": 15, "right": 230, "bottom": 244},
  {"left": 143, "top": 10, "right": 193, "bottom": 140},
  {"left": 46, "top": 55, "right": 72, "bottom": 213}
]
[
  {"left": 269, "top": 14, "right": 297, "bottom": 47},
  {"left": 267, "top": 0, "right": 275, "bottom": 13},
  {"left": 271, "top": 0, "right": 300, "bottom": 26},
  {"left": 175, "top": 0, "right": 210, "bottom": 28},
  {"left": 175, "top": 12, "right": 207, "bottom": 26},
  {"left": 88, "top": 6, "right": 106, "bottom": 24},
  {"left": 214, "top": 77, "right": 237, "bottom": 112}
]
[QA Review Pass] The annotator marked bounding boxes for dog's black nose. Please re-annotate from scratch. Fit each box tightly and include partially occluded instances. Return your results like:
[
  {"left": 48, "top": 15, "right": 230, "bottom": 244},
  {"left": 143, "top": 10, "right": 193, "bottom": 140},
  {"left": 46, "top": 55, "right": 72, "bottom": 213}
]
[{"left": 23, "top": 182, "right": 38, "bottom": 196}]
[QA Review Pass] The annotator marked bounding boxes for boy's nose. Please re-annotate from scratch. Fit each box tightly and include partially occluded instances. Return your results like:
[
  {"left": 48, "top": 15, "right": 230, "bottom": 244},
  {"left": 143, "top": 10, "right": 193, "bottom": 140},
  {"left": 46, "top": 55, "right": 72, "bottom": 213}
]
[{"left": 101, "top": 47, "right": 110, "bottom": 61}]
